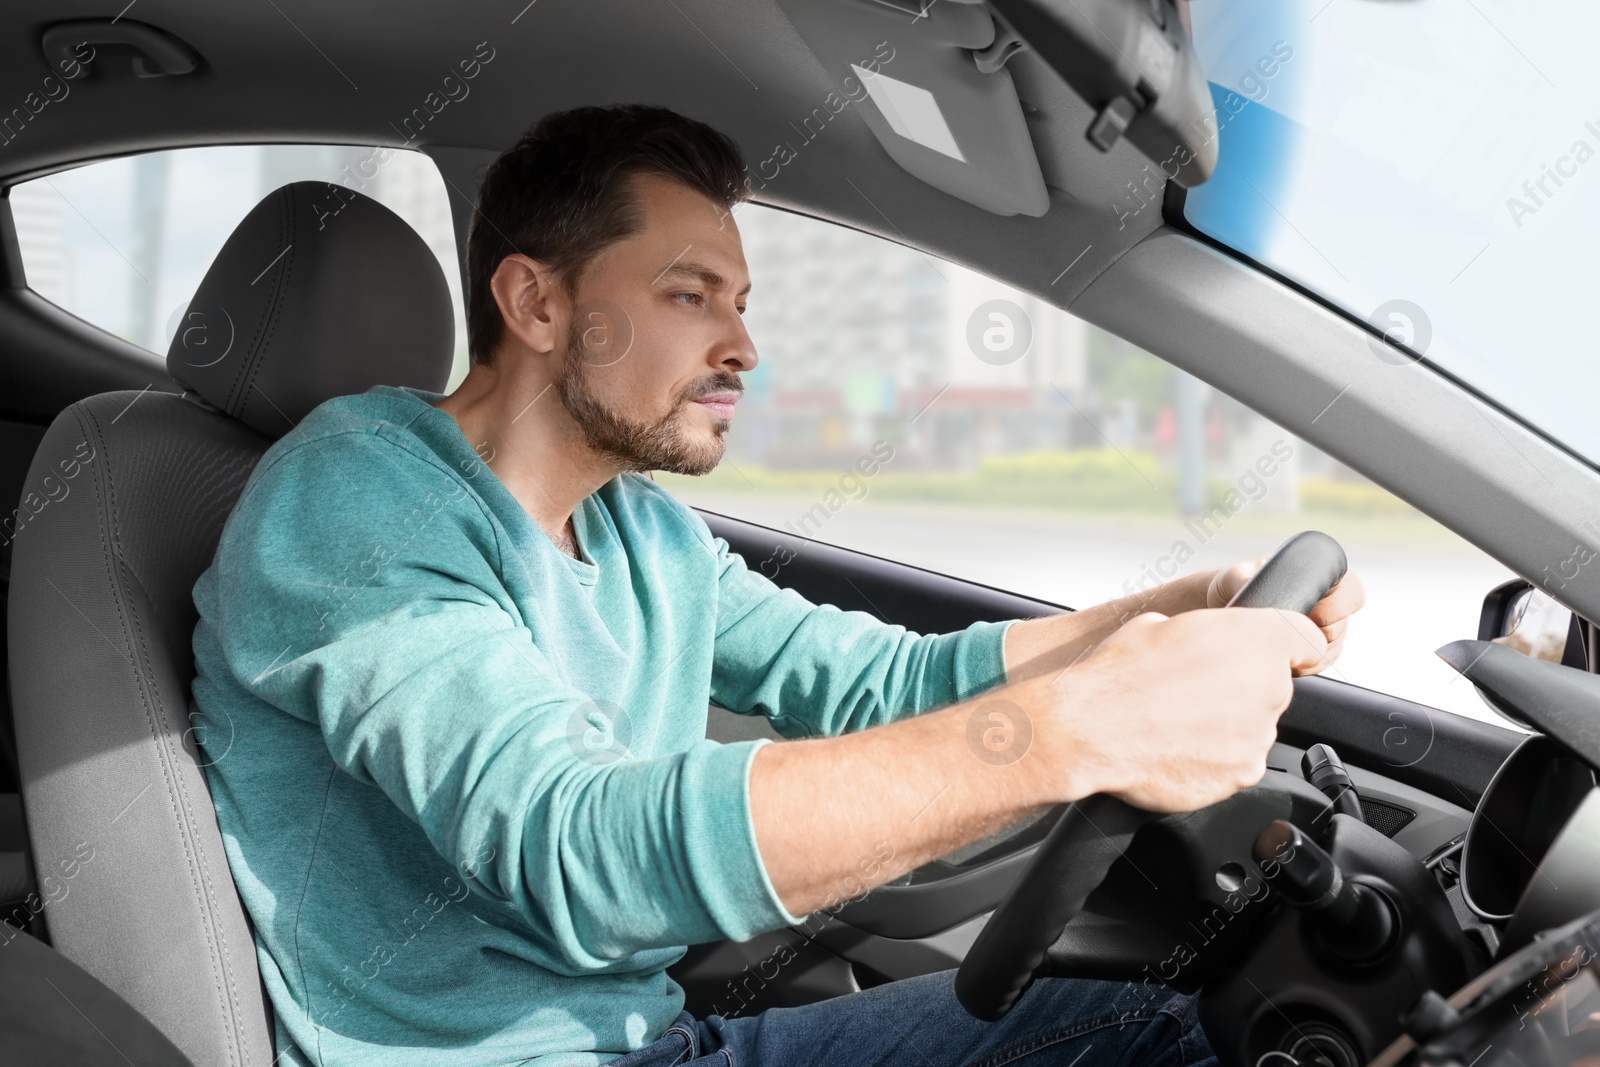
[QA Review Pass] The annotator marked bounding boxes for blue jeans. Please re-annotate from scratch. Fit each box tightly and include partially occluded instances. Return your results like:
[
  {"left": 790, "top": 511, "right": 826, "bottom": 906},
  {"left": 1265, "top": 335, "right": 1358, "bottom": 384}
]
[{"left": 606, "top": 971, "right": 1216, "bottom": 1067}]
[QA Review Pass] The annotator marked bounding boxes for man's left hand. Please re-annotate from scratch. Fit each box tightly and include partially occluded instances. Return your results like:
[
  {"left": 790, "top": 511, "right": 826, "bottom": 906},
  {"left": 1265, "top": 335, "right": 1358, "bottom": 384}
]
[{"left": 1205, "top": 557, "right": 1367, "bottom": 676}]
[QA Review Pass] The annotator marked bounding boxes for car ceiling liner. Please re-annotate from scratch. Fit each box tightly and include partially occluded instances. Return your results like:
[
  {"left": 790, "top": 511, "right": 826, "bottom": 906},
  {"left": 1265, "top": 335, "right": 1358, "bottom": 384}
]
[{"left": 776, "top": 0, "right": 1218, "bottom": 218}]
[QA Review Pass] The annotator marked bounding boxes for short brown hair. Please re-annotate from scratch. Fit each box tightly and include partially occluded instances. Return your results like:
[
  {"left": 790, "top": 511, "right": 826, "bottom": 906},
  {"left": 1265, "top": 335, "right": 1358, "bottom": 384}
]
[{"left": 465, "top": 104, "right": 751, "bottom": 365}]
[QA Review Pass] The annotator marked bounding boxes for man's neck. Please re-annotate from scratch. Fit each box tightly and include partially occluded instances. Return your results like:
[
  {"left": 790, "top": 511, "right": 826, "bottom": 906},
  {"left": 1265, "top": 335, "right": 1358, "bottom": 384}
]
[{"left": 435, "top": 360, "right": 617, "bottom": 544}]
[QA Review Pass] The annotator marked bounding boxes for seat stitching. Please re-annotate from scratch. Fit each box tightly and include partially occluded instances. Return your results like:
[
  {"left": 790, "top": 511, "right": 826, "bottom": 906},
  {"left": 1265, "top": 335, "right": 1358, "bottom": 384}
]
[
  {"left": 225, "top": 186, "right": 287, "bottom": 415},
  {"left": 84, "top": 400, "right": 249, "bottom": 1066},
  {"left": 224, "top": 195, "right": 276, "bottom": 415},
  {"left": 227, "top": 187, "right": 293, "bottom": 417},
  {"left": 86, "top": 402, "right": 245, "bottom": 1065},
  {"left": 235, "top": 187, "right": 297, "bottom": 427}
]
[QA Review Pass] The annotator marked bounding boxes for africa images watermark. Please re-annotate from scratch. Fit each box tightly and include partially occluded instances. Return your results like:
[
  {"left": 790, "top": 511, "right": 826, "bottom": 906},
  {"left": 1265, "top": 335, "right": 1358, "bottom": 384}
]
[
  {"left": 966, "top": 299, "right": 1033, "bottom": 366},
  {"left": 1118, "top": 440, "right": 1297, "bottom": 612},
  {"left": 1113, "top": 40, "right": 1295, "bottom": 230},
  {"left": 752, "top": 440, "right": 897, "bottom": 581},
  {"left": 1504, "top": 116, "right": 1600, "bottom": 230},
  {"left": 0, "top": 439, "right": 95, "bottom": 548},
  {"left": 309, "top": 472, "right": 473, "bottom": 637},
  {"left": 966, "top": 698, "right": 1032, "bottom": 765},
  {"left": 1118, "top": 879, "right": 1273, "bottom": 1021},
  {"left": 1510, "top": 940, "right": 1594, "bottom": 1031},
  {"left": 1366, "top": 299, "right": 1431, "bottom": 366},
  {"left": 299, "top": 38, "right": 498, "bottom": 233},
  {"left": 185, "top": 435, "right": 509, "bottom": 775},
  {"left": 1114, "top": 837, "right": 1306, "bottom": 1023},
  {"left": 390, "top": 40, "right": 498, "bottom": 146},
  {"left": 565, "top": 697, "right": 633, "bottom": 766},
  {"left": 749, "top": 41, "right": 895, "bottom": 189},
  {"left": 1533, "top": 519, "right": 1600, "bottom": 597},
  {"left": 709, "top": 840, "right": 898, "bottom": 1018},
  {"left": 312, "top": 843, "right": 495, "bottom": 1029},
  {"left": 0, "top": 42, "right": 95, "bottom": 149},
  {"left": 0, "top": 840, "right": 96, "bottom": 945},
  {"left": 761, "top": 220, "right": 1037, "bottom": 515}
]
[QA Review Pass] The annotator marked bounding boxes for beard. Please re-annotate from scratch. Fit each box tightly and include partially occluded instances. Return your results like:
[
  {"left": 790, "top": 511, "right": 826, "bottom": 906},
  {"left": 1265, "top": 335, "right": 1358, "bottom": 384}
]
[{"left": 554, "top": 318, "right": 740, "bottom": 476}]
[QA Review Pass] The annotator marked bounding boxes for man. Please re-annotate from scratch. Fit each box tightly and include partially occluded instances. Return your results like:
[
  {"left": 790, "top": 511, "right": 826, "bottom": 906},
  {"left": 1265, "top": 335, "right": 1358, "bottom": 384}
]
[{"left": 192, "top": 105, "right": 1362, "bottom": 1066}]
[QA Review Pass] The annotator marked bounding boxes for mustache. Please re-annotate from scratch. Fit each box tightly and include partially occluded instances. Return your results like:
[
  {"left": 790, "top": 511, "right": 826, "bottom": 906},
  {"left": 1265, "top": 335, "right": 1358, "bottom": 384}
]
[{"left": 679, "top": 373, "right": 744, "bottom": 402}]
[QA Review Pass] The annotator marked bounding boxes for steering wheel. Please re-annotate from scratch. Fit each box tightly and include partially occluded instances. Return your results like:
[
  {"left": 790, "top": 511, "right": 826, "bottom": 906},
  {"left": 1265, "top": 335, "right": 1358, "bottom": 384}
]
[{"left": 954, "top": 531, "right": 1349, "bottom": 1021}]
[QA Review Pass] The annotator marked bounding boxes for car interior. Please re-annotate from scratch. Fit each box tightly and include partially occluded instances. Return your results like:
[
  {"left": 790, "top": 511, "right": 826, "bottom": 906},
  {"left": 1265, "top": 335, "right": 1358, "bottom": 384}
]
[{"left": 2, "top": 2, "right": 1600, "bottom": 1067}]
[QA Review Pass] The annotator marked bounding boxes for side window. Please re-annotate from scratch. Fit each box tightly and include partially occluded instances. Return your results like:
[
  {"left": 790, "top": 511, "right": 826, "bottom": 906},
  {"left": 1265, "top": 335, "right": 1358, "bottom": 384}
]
[
  {"left": 659, "top": 203, "right": 1517, "bottom": 723},
  {"left": 9, "top": 144, "right": 469, "bottom": 388}
]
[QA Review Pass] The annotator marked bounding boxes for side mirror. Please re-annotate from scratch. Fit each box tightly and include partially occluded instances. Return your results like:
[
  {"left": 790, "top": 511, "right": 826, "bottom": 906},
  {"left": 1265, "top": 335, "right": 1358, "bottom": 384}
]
[{"left": 1478, "top": 578, "right": 1588, "bottom": 669}]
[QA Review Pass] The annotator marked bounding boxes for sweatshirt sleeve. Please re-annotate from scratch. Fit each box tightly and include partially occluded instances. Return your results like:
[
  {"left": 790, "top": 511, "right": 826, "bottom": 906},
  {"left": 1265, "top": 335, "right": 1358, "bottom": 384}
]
[
  {"left": 708, "top": 534, "right": 1013, "bottom": 739},
  {"left": 211, "top": 431, "right": 798, "bottom": 971}
]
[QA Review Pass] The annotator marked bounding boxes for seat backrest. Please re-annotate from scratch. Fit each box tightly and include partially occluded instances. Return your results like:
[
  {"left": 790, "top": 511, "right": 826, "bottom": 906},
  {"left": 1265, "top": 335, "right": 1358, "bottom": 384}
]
[{"left": 7, "top": 180, "right": 455, "bottom": 1065}]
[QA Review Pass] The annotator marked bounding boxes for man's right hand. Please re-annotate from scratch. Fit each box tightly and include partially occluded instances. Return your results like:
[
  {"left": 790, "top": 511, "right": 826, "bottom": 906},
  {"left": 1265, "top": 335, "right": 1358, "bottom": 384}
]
[
  {"left": 752, "top": 603, "right": 1331, "bottom": 917},
  {"left": 1023, "top": 606, "right": 1329, "bottom": 813}
]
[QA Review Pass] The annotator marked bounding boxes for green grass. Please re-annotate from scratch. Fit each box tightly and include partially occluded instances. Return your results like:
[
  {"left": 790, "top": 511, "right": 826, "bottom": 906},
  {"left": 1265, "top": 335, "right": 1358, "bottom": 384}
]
[
  {"left": 664, "top": 449, "right": 1418, "bottom": 518},
  {"left": 657, "top": 449, "right": 1479, "bottom": 552}
]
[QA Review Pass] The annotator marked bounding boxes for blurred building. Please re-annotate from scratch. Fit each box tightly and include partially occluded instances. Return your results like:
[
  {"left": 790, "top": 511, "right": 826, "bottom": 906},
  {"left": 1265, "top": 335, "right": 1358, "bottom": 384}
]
[
  {"left": 731, "top": 204, "right": 1089, "bottom": 469},
  {"left": 9, "top": 180, "right": 69, "bottom": 308}
]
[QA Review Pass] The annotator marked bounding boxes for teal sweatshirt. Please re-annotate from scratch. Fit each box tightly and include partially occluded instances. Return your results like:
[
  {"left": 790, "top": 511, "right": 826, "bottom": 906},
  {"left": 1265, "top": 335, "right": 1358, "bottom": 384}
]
[{"left": 190, "top": 386, "right": 1012, "bottom": 1066}]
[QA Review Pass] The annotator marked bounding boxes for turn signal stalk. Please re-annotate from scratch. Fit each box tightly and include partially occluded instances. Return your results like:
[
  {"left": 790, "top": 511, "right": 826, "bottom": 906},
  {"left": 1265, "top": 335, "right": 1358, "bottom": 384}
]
[{"left": 1253, "top": 819, "right": 1396, "bottom": 964}]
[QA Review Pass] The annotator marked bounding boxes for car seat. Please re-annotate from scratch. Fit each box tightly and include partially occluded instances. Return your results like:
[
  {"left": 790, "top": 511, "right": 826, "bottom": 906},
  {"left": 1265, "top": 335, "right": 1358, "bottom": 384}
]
[{"left": 6, "top": 179, "right": 456, "bottom": 1064}]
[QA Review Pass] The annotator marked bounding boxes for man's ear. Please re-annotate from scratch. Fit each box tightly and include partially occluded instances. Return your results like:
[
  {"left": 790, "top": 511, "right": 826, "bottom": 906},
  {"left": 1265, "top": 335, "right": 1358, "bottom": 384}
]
[{"left": 489, "top": 253, "right": 566, "bottom": 357}]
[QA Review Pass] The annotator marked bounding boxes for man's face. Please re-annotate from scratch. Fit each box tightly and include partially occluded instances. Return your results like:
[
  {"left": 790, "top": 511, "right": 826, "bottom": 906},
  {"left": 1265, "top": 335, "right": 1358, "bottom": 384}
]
[{"left": 554, "top": 173, "right": 757, "bottom": 476}]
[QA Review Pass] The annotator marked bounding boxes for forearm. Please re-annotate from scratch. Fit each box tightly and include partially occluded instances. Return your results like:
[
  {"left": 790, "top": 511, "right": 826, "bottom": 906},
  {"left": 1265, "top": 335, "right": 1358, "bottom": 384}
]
[
  {"left": 750, "top": 677, "right": 1062, "bottom": 917},
  {"left": 749, "top": 584, "right": 1340, "bottom": 917},
  {"left": 1003, "top": 568, "right": 1216, "bottom": 682}
]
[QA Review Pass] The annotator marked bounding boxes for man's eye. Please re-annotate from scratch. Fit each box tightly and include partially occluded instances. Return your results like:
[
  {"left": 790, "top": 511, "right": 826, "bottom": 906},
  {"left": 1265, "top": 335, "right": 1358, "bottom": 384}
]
[
  {"left": 736, "top": 305, "right": 747, "bottom": 316},
  {"left": 673, "top": 292, "right": 704, "bottom": 307}
]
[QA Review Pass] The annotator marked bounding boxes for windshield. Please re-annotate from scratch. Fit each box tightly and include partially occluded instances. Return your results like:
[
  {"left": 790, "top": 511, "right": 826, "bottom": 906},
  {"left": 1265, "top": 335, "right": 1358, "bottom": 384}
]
[{"left": 1183, "top": 0, "right": 1600, "bottom": 468}]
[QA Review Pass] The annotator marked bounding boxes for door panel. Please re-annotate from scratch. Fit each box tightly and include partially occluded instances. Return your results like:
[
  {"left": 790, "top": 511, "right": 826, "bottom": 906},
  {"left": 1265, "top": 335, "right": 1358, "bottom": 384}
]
[
  {"left": 700, "top": 509, "right": 1069, "bottom": 630},
  {"left": 1279, "top": 676, "right": 1520, "bottom": 808}
]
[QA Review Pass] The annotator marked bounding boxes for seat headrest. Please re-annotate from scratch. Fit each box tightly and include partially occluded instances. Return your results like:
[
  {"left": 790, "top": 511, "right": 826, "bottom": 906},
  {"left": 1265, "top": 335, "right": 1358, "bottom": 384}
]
[{"left": 166, "top": 180, "right": 455, "bottom": 438}]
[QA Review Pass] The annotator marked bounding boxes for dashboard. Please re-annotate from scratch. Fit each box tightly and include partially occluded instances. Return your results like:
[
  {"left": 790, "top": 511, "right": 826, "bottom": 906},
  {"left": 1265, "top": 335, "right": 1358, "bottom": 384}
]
[
  {"left": 1460, "top": 734, "right": 1598, "bottom": 926},
  {"left": 1365, "top": 733, "right": 1600, "bottom": 1067}
]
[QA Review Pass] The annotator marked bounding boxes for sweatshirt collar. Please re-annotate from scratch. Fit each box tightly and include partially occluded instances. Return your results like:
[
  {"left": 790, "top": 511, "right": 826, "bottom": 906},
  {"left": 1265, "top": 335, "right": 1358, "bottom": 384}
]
[{"left": 369, "top": 385, "right": 602, "bottom": 584}]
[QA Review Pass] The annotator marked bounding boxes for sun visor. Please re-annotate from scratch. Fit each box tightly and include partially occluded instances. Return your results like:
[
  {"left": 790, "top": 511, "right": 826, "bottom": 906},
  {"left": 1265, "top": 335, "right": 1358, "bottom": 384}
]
[{"left": 776, "top": 0, "right": 1050, "bottom": 218}]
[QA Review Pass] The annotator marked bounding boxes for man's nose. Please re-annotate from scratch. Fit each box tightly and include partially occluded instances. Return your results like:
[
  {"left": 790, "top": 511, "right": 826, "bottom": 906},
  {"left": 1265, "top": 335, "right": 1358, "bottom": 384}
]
[{"left": 716, "top": 315, "right": 759, "bottom": 373}]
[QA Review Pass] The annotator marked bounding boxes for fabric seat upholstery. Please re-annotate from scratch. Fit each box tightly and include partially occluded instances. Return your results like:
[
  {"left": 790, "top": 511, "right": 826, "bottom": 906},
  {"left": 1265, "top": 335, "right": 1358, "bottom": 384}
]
[{"left": 7, "top": 180, "right": 456, "bottom": 1065}]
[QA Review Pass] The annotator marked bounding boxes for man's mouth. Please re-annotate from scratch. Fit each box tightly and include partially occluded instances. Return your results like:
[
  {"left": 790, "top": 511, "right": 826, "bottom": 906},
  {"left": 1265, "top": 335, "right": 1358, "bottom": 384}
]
[{"left": 691, "top": 390, "right": 741, "bottom": 421}]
